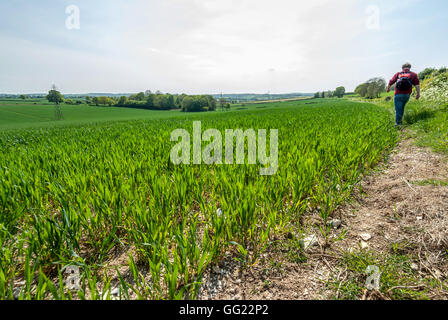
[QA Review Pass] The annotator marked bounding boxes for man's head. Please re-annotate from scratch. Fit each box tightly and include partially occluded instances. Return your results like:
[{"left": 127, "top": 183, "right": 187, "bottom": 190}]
[{"left": 402, "top": 62, "right": 412, "bottom": 71}]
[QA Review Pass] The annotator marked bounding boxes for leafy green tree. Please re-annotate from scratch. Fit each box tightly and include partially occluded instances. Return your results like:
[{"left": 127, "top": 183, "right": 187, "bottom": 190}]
[
  {"left": 92, "top": 96, "right": 115, "bottom": 106},
  {"left": 20, "top": 94, "right": 27, "bottom": 100},
  {"left": 166, "top": 94, "right": 175, "bottom": 109},
  {"left": 129, "top": 92, "right": 145, "bottom": 101},
  {"left": 176, "top": 94, "right": 188, "bottom": 108},
  {"left": 355, "top": 83, "right": 368, "bottom": 97},
  {"left": 46, "top": 89, "right": 64, "bottom": 105},
  {"left": 102, "top": 97, "right": 116, "bottom": 106},
  {"left": 355, "top": 78, "right": 385, "bottom": 99},
  {"left": 199, "top": 96, "right": 209, "bottom": 109},
  {"left": 314, "top": 92, "right": 320, "bottom": 98},
  {"left": 153, "top": 94, "right": 166, "bottom": 109},
  {"left": 334, "top": 87, "right": 346, "bottom": 98},
  {"left": 366, "top": 78, "right": 386, "bottom": 99},
  {"left": 181, "top": 96, "right": 198, "bottom": 112},
  {"left": 180, "top": 95, "right": 215, "bottom": 112},
  {"left": 146, "top": 94, "right": 155, "bottom": 109},
  {"left": 206, "top": 95, "right": 217, "bottom": 111},
  {"left": 106, "top": 97, "right": 116, "bottom": 106},
  {"left": 118, "top": 96, "right": 128, "bottom": 106}
]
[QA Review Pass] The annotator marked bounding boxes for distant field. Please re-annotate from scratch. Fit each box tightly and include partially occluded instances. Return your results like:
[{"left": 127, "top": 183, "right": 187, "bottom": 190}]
[
  {"left": 0, "top": 100, "right": 182, "bottom": 129},
  {"left": 0, "top": 98, "right": 312, "bottom": 130},
  {"left": 240, "top": 96, "right": 312, "bottom": 105}
]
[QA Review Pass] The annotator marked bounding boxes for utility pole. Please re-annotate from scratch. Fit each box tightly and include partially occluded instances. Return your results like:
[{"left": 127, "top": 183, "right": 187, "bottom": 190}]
[
  {"left": 55, "top": 104, "right": 63, "bottom": 121},
  {"left": 220, "top": 92, "right": 225, "bottom": 111},
  {"left": 52, "top": 84, "right": 64, "bottom": 121}
]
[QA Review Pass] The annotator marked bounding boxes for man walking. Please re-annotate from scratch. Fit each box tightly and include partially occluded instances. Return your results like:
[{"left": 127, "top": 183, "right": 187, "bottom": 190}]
[{"left": 387, "top": 62, "right": 421, "bottom": 126}]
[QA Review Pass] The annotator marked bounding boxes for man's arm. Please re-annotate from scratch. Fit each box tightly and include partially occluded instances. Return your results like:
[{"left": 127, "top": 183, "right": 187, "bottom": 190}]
[
  {"left": 387, "top": 73, "right": 399, "bottom": 92},
  {"left": 412, "top": 73, "right": 421, "bottom": 100},
  {"left": 415, "top": 85, "right": 421, "bottom": 100}
]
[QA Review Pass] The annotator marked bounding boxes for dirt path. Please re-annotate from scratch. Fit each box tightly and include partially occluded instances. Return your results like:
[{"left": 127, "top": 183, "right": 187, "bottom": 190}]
[
  {"left": 334, "top": 135, "right": 448, "bottom": 257},
  {"left": 199, "top": 130, "right": 448, "bottom": 300}
]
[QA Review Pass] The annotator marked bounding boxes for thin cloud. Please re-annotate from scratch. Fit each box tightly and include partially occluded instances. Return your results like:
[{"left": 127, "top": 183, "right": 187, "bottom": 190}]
[{"left": 0, "top": 0, "right": 446, "bottom": 93}]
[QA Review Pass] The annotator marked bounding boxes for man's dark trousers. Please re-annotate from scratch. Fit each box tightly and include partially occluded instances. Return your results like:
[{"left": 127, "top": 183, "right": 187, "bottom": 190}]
[{"left": 394, "top": 94, "right": 411, "bottom": 125}]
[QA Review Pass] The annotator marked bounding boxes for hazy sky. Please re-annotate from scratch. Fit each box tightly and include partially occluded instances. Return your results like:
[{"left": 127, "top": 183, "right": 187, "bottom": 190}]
[{"left": 0, "top": 0, "right": 447, "bottom": 94}]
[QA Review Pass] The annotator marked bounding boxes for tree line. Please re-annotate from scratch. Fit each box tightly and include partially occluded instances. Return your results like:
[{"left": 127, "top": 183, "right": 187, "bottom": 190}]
[
  {"left": 112, "top": 92, "right": 217, "bottom": 112},
  {"left": 46, "top": 89, "right": 218, "bottom": 112},
  {"left": 418, "top": 67, "right": 447, "bottom": 81},
  {"left": 314, "top": 86, "right": 346, "bottom": 99}
]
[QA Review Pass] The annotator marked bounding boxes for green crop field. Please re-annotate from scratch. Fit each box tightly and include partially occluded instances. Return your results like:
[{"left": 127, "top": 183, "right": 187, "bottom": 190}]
[
  {"left": 0, "top": 99, "right": 194, "bottom": 130},
  {"left": 0, "top": 99, "right": 398, "bottom": 300},
  {"left": 0, "top": 99, "right": 302, "bottom": 130}
]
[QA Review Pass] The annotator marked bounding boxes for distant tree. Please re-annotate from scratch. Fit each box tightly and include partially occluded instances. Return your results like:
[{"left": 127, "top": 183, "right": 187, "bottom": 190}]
[
  {"left": 206, "top": 95, "right": 217, "bottom": 111},
  {"left": 118, "top": 96, "right": 128, "bottom": 106},
  {"left": 46, "top": 89, "right": 64, "bottom": 105},
  {"left": 321, "top": 92, "right": 325, "bottom": 98},
  {"left": 20, "top": 94, "right": 27, "bottom": 100},
  {"left": 144, "top": 90, "right": 152, "bottom": 96},
  {"left": 65, "top": 99, "right": 74, "bottom": 105},
  {"left": 175, "top": 94, "right": 188, "bottom": 108},
  {"left": 366, "top": 78, "right": 386, "bottom": 99},
  {"left": 146, "top": 94, "right": 155, "bottom": 108},
  {"left": 355, "top": 78, "right": 385, "bottom": 99},
  {"left": 180, "top": 95, "right": 216, "bottom": 112},
  {"left": 366, "top": 85, "right": 377, "bottom": 99},
  {"left": 136, "top": 92, "right": 145, "bottom": 101},
  {"left": 314, "top": 92, "right": 320, "bottom": 99},
  {"left": 153, "top": 94, "right": 166, "bottom": 109},
  {"left": 106, "top": 97, "right": 116, "bottom": 106},
  {"left": 199, "top": 96, "right": 209, "bottom": 109},
  {"left": 181, "top": 96, "right": 199, "bottom": 112},
  {"left": 47, "top": 85, "right": 64, "bottom": 120},
  {"left": 355, "top": 83, "right": 369, "bottom": 97},
  {"left": 166, "top": 94, "right": 175, "bottom": 109},
  {"left": 86, "top": 96, "right": 92, "bottom": 104},
  {"left": 90, "top": 96, "right": 115, "bottom": 106},
  {"left": 334, "top": 86, "right": 346, "bottom": 98},
  {"left": 129, "top": 92, "right": 145, "bottom": 101}
]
